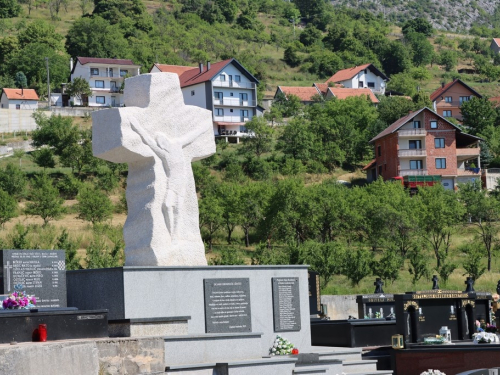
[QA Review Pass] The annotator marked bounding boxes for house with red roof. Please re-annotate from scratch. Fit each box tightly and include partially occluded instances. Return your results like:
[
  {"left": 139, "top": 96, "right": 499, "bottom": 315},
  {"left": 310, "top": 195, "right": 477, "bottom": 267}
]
[
  {"left": 366, "top": 107, "right": 481, "bottom": 190},
  {"left": 0, "top": 88, "right": 39, "bottom": 110},
  {"left": 490, "top": 38, "right": 500, "bottom": 54},
  {"left": 273, "top": 84, "right": 379, "bottom": 105},
  {"left": 430, "top": 79, "right": 482, "bottom": 122},
  {"left": 325, "top": 63, "right": 389, "bottom": 95},
  {"left": 150, "top": 59, "right": 261, "bottom": 142},
  {"left": 69, "top": 57, "right": 141, "bottom": 107},
  {"left": 275, "top": 86, "right": 321, "bottom": 104}
]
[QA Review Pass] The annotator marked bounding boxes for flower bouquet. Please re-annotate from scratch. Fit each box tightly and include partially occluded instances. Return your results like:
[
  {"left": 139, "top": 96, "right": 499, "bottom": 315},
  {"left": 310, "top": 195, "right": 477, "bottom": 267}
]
[
  {"left": 473, "top": 331, "right": 499, "bottom": 344},
  {"left": 2, "top": 284, "right": 36, "bottom": 310},
  {"left": 269, "top": 335, "right": 297, "bottom": 356}
]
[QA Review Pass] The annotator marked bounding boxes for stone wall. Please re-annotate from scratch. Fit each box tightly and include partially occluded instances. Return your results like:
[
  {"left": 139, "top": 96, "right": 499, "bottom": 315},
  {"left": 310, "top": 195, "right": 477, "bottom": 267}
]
[{"left": 321, "top": 295, "right": 358, "bottom": 320}]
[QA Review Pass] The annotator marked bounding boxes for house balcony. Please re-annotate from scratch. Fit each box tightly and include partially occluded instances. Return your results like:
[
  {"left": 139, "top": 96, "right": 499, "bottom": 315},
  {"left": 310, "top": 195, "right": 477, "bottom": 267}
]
[
  {"left": 457, "top": 168, "right": 481, "bottom": 176},
  {"left": 213, "top": 115, "right": 249, "bottom": 123},
  {"left": 400, "top": 169, "right": 428, "bottom": 176},
  {"left": 213, "top": 98, "right": 257, "bottom": 107},
  {"left": 398, "top": 148, "right": 427, "bottom": 157},
  {"left": 456, "top": 148, "right": 480, "bottom": 161},
  {"left": 398, "top": 129, "right": 427, "bottom": 137},
  {"left": 212, "top": 81, "right": 256, "bottom": 89},
  {"left": 369, "top": 87, "right": 384, "bottom": 94}
]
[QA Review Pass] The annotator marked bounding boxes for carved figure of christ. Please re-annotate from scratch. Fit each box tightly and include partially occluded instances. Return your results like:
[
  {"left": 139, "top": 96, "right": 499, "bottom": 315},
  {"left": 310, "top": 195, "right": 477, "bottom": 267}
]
[{"left": 92, "top": 73, "right": 215, "bottom": 266}]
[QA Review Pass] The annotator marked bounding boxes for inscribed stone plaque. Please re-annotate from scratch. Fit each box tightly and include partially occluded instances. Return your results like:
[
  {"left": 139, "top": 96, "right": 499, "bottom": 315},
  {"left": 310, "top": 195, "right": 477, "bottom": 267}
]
[
  {"left": 204, "top": 278, "right": 251, "bottom": 333},
  {"left": 0, "top": 250, "right": 67, "bottom": 308},
  {"left": 272, "top": 277, "right": 301, "bottom": 332}
]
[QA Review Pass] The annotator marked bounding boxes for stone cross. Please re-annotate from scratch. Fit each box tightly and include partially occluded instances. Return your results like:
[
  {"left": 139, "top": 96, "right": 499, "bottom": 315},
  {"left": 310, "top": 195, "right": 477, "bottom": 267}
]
[
  {"left": 432, "top": 275, "right": 439, "bottom": 290},
  {"left": 92, "top": 73, "right": 215, "bottom": 266},
  {"left": 374, "top": 278, "right": 384, "bottom": 294},
  {"left": 464, "top": 277, "right": 475, "bottom": 292}
]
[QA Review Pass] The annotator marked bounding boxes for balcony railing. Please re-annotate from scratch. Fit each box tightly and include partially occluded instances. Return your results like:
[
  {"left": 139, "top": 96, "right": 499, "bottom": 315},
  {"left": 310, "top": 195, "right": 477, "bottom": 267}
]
[
  {"left": 213, "top": 98, "right": 257, "bottom": 107},
  {"left": 456, "top": 148, "right": 480, "bottom": 157},
  {"left": 457, "top": 168, "right": 481, "bottom": 175},
  {"left": 400, "top": 169, "right": 428, "bottom": 176},
  {"left": 398, "top": 148, "right": 427, "bottom": 157},
  {"left": 213, "top": 115, "right": 249, "bottom": 123},
  {"left": 212, "top": 81, "right": 256, "bottom": 89},
  {"left": 398, "top": 129, "right": 427, "bottom": 137}
]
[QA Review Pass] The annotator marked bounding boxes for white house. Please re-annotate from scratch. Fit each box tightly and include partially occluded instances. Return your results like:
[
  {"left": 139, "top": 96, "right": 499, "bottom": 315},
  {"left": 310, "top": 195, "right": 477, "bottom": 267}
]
[
  {"left": 0, "top": 88, "right": 39, "bottom": 110},
  {"left": 150, "top": 58, "right": 262, "bottom": 142},
  {"left": 325, "top": 63, "right": 388, "bottom": 95},
  {"left": 69, "top": 57, "right": 141, "bottom": 107}
]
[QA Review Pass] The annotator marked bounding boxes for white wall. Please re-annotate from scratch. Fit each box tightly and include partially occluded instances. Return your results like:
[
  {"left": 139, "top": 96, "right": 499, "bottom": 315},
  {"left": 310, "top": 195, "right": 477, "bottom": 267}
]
[
  {"left": 399, "top": 114, "right": 424, "bottom": 130},
  {"left": 182, "top": 82, "right": 207, "bottom": 108},
  {"left": 0, "top": 98, "right": 38, "bottom": 110}
]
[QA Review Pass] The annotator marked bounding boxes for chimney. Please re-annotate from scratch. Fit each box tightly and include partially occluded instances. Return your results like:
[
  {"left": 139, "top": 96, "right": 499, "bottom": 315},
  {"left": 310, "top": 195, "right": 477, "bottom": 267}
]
[
  {"left": 207, "top": 61, "right": 211, "bottom": 70},
  {"left": 199, "top": 63, "right": 204, "bottom": 74},
  {"left": 441, "top": 82, "right": 445, "bottom": 88},
  {"left": 70, "top": 58, "right": 73, "bottom": 72},
  {"left": 21, "top": 87, "right": 24, "bottom": 97}
]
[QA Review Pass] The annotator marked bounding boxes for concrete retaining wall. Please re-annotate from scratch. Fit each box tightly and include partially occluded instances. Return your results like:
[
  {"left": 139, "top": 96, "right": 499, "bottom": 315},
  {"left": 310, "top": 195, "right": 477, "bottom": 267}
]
[
  {"left": 0, "top": 109, "right": 37, "bottom": 133},
  {"left": 321, "top": 295, "right": 358, "bottom": 320}
]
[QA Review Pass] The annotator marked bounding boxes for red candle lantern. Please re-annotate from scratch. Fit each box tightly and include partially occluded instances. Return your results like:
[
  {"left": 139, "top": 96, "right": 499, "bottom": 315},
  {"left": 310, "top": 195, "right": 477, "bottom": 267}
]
[{"left": 38, "top": 324, "right": 47, "bottom": 342}]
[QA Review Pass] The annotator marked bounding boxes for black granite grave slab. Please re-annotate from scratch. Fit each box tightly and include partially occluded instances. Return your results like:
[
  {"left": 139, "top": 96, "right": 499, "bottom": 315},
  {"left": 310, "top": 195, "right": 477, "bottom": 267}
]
[
  {"left": 356, "top": 294, "right": 395, "bottom": 319},
  {"left": 395, "top": 290, "right": 477, "bottom": 344},
  {"left": 475, "top": 292, "right": 492, "bottom": 325},
  {"left": 311, "top": 318, "right": 397, "bottom": 347},
  {"left": 0, "top": 308, "right": 108, "bottom": 343},
  {"left": 272, "top": 277, "right": 301, "bottom": 332},
  {"left": 0, "top": 250, "right": 67, "bottom": 308},
  {"left": 308, "top": 271, "right": 321, "bottom": 316},
  {"left": 204, "top": 278, "right": 251, "bottom": 333}
]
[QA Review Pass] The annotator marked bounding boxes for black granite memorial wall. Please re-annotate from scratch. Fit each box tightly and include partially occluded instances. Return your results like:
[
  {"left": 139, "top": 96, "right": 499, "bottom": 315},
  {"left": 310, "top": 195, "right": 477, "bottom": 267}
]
[
  {"left": 272, "top": 277, "right": 301, "bottom": 332},
  {"left": 308, "top": 271, "right": 321, "bottom": 316},
  {"left": 0, "top": 250, "right": 67, "bottom": 308}
]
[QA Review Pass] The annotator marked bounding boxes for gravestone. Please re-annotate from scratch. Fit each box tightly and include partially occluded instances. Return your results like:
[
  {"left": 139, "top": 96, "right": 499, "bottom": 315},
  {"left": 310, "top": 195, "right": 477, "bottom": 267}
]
[
  {"left": 356, "top": 278, "right": 395, "bottom": 319},
  {"left": 204, "top": 278, "right": 251, "bottom": 333},
  {"left": 395, "top": 290, "right": 477, "bottom": 343},
  {"left": 475, "top": 292, "right": 492, "bottom": 325},
  {"left": 272, "top": 277, "right": 301, "bottom": 332},
  {"left": 308, "top": 271, "right": 321, "bottom": 316},
  {"left": 0, "top": 250, "right": 66, "bottom": 308}
]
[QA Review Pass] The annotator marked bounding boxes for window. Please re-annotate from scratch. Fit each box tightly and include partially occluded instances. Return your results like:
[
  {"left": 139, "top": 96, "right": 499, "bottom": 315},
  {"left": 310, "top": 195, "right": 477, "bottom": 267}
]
[
  {"left": 436, "top": 158, "right": 446, "bottom": 169},
  {"left": 409, "top": 140, "right": 422, "bottom": 149},
  {"left": 120, "top": 70, "right": 128, "bottom": 77},
  {"left": 108, "top": 68, "right": 113, "bottom": 77},
  {"left": 191, "top": 90, "right": 195, "bottom": 96},
  {"left": 240, "top": 125, "right": 247, "bottom": 132},
  {"left": 230, "top": 109, "right": 233, "bottom": 113},
  {"left": 359, "top": 81, "right": 364, "bottom": 88},
  {"left": 367, "top": 82, "right": 375, "bottom": 88},
  {"left": 90, "top": 68, "right": 99, "bottom": 76},
  {"left": 459, "top": 96, "right": 470, "bottom": 104},
  {"left": 235, "top": 75, "right": 241, "bottom": 82},
  {"left": 364, "top": 69, "right": 367, "bottom": 74},
  {"left": 445, "top": 96, "right": 452, "bottom": 103},
  {"left": 430, "top": 120, "right": 438, "bottom": 129},
  {"left": 443, "top": 110, "right": 452, "bottom": 117},
  {"left": 15, "top": 104, "right": 20, "bottom": 110},
  {"left": 241, "top": 109, "right": 248, "bottom": 118},
  {"left": 378, "top": 165, "right": 382, "bottom": 176},
  {"left": 96, "top": 96, "right": 105, "bottom": 104},
  {"left": 413, "top": 121, "right": 421, "bottom": 129},
  {"left": 215, "top": 108, "right": 223, "bottom": 116},
  {"left": 230, "top": 93, "right": 234, "bottom": 97},
  {"left": 219, "top": 74, "right": 226, "bottom": 82},
  {"left": 410, "top": 160, "right": 423, "bottom": 170},
  {"left": 239, "top": 93, "right": 248, "bottom": 101},
  {"left": 95, "top": 80, "right": 104, "bottom": 88},
  {"left": 377, "top": 145, "right": 381, "bottom": 156},
  {"left": 214, "top": 92, "right": 222, "bottom": 100},
  {"left": 435, "top": 138, "right": 445, "bottom": 148}
]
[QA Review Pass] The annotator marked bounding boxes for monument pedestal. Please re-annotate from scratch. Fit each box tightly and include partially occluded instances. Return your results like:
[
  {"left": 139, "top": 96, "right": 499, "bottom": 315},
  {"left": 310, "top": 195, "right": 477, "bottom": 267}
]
[{"left": 67, "top": 266, "right": 383, "bottom": 374}]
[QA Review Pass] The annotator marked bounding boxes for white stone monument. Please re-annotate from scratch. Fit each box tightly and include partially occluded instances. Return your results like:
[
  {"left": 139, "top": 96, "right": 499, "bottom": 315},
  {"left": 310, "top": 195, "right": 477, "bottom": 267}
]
[{"left": 92, "top": 73, "right": 215, "bottom": 266}]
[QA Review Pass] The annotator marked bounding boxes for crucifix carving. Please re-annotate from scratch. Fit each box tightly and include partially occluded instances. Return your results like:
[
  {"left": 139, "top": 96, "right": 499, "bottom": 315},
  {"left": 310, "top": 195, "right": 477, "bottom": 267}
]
[{"left": 92, "top": 73, "right": 215, "bottom": 266}]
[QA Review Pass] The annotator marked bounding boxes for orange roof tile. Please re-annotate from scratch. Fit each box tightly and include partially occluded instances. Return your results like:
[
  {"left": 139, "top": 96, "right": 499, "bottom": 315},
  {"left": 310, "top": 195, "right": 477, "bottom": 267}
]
[
  {"left": 429, "top": 79, "right": 482, "bottom": 102},
  {"left": 2, "top": 88, "right": 39, "bottom": 101},
  {"left": 325, "top": 63, "right": 388, "bottom": 84},
  {"left": 277, "top": 86, "right": 321, "bottom": 101},
  {"left": 327, "top": 87, "right": 379, "bottom": 103},
  {"left": 363, "top": 159, "right": 376, "bottom": 170},
  {"left": 493, "top": 38, "right": 500, "bottom": 47}
]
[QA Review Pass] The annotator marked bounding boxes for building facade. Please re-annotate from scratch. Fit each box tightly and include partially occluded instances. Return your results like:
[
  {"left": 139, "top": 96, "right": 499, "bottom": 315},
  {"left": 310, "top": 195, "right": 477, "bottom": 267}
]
[
  {"left": 0, "top": 88, "right": 38, "bottom": 110},
  {"left": 325, "top": 63, "right": 388, "bottom": 95},
  {"left": 368, "top": 108, "right": 481, "bottom": 190},
  {"left": 69, "top": 57, "right": 141, "bottom": 107},
  {"left": 150, "top": 59, "right": 261, "bottom": 142},
  {"left": 430, "top": 79, "right": 482, "bottom": 122}
]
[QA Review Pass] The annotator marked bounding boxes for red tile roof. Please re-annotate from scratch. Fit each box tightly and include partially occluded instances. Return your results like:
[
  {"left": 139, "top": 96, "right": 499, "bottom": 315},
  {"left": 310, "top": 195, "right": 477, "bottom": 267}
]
[
  {"left": 326, "top": 64, "right": 371, "bottom": 83},
  {"left": 313, "top": 83, "right": 329, "bottom": 95},
  {"left": 370, "top": 107, "right": 463, "bottom": 142},
  {"left": 489, "top": 96, "right": 500, "bottom": 106},
  {"left": 277, "top": 86, "right": 321, "bottom": 101},
  {"left": 2, "top": 88, "right": 39, "bottom": 101},
  {"left": 493, "top": 38, "right": 500, "bottom": 47},
  {"left": 327, "top": 87, "right": 379, "bottom": 103},
  {"left": 363, "top": 159, "right": 376, "bottom": 170},
  {"left": 77, "top": 57, "right": 138, "bottom": 66},
  {"left": 429, "top": 79, "right": 482, "bottom": 102}
]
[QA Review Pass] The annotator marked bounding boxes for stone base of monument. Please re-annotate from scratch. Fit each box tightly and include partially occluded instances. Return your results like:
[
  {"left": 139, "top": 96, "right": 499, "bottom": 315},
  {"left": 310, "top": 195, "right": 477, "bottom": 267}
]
[
  {"left": 108, "top": 316, "right": 190, "bottom": 337},
  {"left": 67, "top": 265, "right": 390, "bottom": 375},
  {"left": 0, "top": 308, "right": 108, "bottom": 343},
  {"left": 311, "top": 318, "right": 397, "bottom": 347}
]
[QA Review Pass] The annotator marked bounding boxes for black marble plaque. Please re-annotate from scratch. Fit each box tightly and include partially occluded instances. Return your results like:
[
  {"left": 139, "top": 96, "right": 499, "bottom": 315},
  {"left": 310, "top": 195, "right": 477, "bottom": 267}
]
[
  {"left": 204, "top": 278, "right": 251, "bottom": 333},
  {"left": 0, "top": 250, "right": 67, "bottom": 308},
  {"left": 272, "top": 277, "right": 301, "bottom": 332},
  {"left": 308, "top": 271, "right": 321, "bottom": 315}
]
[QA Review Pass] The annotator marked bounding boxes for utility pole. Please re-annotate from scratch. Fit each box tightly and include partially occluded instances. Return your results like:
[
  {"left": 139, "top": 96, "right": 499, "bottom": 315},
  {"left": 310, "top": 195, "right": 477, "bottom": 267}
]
[{"left": 45, "top": 57, "right": 51, "bottom": 109}]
